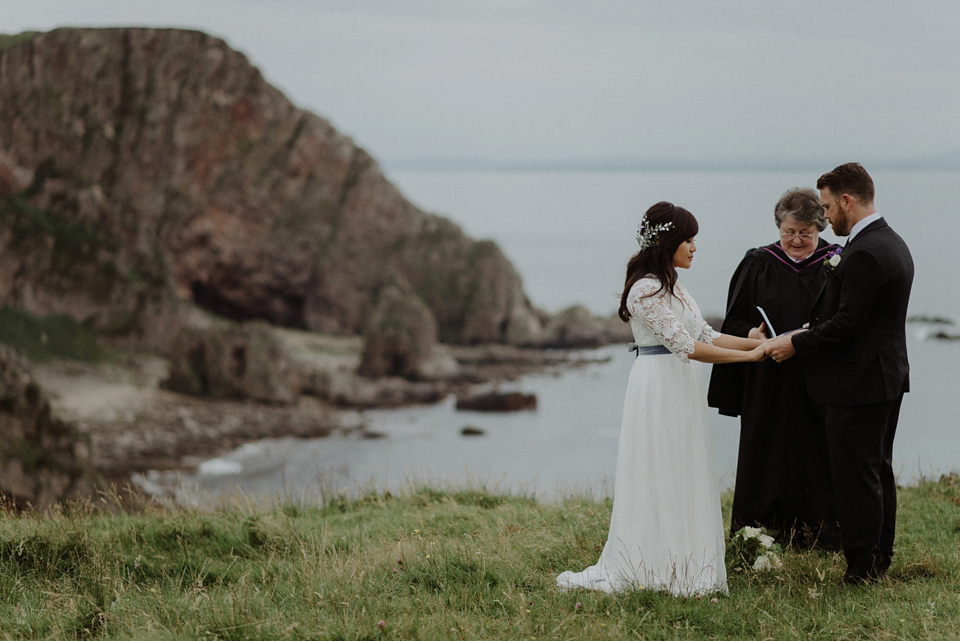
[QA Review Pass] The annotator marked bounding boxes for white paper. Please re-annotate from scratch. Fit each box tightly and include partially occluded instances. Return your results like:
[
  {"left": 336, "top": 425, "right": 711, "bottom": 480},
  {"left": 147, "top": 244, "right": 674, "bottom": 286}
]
[{"left": 756, "top": 306, "right": 777, "bottom": 337}]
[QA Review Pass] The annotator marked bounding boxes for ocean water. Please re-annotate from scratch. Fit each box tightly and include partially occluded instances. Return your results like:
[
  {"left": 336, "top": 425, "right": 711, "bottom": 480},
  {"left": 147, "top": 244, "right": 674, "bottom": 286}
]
[
  {"left": 169, "top": 169, "right": 960, "bottom": 503},
  {"left": 389, "top": 168, "right": 960, "bottom": 321}
]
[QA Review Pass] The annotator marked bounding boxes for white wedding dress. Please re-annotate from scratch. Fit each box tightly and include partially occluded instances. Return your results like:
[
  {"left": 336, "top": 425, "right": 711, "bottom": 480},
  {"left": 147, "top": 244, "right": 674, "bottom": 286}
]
[{"left": 556, "top": 277, "right": 728, "bottom": 595}]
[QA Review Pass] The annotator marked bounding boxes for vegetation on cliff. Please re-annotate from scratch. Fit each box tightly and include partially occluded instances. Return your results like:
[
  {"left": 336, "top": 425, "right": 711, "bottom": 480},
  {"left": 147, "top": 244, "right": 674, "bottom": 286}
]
[
  {"left": 0, "top": 476, "right": 958, "bottom": 639},
  {"left": 0, "top": 306, "right": 104, "bottom": 363},
  {"left": 0, "top": 32, "right": 38, "bottom": 52}
]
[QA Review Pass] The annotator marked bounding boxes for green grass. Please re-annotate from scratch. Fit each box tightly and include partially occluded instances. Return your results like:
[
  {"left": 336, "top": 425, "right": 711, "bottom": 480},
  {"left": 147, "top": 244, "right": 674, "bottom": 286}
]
[
  {"left": 0, "top": 32, "right": 39, "bottom": 53},
  {"left": 1, "top": 191, "right": 113, "bottom": 261},
  {"left": 0, "top": 306, "right": 105, "bottom": 362},
  {"left": 0, "top": 476, "right": 958, "bottom": 640}
]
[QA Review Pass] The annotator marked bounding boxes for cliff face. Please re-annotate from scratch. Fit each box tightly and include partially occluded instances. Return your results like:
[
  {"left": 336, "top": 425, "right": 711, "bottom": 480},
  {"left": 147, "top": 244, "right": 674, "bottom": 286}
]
[{"left": 0, "top": 28, "right": 544, "bottom": 350}]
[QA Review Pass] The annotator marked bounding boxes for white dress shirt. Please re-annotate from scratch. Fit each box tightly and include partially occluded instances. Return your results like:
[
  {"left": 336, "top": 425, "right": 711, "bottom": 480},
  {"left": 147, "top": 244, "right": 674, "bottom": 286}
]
[{"left": 847, "top": 212, "right": 882, "bottom": 244}]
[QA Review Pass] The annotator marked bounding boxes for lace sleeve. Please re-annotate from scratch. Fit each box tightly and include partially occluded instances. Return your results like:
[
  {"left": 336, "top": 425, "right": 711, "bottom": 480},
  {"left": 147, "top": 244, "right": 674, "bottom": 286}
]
[
  {"left": 698, "top": 319, "right": 721, "bottom": 344},
  {"left": 628, "top": 280, "right": 695, "bottom": 362}
]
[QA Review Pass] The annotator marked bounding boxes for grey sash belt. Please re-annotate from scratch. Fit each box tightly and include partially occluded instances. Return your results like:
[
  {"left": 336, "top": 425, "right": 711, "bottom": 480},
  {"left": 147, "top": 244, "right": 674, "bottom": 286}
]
[{"left": 628, "top": 343, "right": 672, "bottom": 357}]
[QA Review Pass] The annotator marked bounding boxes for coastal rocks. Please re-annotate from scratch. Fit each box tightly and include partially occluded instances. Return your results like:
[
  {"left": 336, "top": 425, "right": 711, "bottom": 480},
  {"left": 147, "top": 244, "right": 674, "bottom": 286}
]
[
  {"left": 358, "top": 284, "right": 445, "bottom": 380},
  {"left": 542, "top": 305, "right": 633, "bottom": 348},
  {"left": 0, "top": 27, "right": 544, "bottom": 350},
  {"left": 89, "top": 394, "right": 345, "bottom": 482},
  {"left": 32, "top": 350, "right": 356, "bottom": 483},
  {"left": 907, "top": 315, "right": 959, "bottom": 341},
  {"left": 162, "top": 321, "right": 300, "bottom": 404},
  {"left": 272, "top": 323, "right": 453, "bottom": 408},
  {"left": 0, "top": 344, "right": 100, "bottom": 509},
  {"left": 27, "top": 332, "right": 601, "bottom": 487},
  {"left": 327, "top": 376, "right": 449, "bottom": 408},
  {"left": 455, "top": 391, "right": 537, "bottom": 412}
]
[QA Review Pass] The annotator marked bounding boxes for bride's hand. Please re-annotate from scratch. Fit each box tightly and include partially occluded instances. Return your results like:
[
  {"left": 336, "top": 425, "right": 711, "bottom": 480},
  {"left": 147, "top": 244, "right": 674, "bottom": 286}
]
[{"left": 748, "top": 342, "right": 771, "bottom": 362}]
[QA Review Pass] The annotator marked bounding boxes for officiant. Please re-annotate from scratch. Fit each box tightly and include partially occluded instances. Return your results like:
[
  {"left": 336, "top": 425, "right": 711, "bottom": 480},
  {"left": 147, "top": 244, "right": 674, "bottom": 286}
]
[{"left": 708, "top": 187, "right": 841, "bottom": 549}]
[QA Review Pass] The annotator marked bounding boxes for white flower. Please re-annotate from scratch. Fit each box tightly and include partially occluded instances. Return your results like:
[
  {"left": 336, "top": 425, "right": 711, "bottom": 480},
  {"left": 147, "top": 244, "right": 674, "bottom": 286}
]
[
  {"left": 741, "top": 526, "right": 762, "bottom": 539},
  {"left": 752, "top": 553, "right": 782, "bottom": 571},
  {"left": 828, "top": 254, "right": 841, "bottom": 267},
  {"left": 758, "top": 534, "right": 775, "bottom": 549}
]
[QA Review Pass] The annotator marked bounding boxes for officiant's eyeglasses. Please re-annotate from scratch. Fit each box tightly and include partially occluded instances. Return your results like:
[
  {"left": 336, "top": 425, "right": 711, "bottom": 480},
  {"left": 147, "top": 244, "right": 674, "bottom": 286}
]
[{"left": 780, "top": 231, "right": 815, "bottom": 240}]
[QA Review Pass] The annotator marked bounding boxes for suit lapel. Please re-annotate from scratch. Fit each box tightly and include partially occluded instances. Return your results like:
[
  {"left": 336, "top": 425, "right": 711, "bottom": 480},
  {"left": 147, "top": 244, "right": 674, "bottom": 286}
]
[
  {"left": 844, "top": 217, "right": 887, "bottom": 249},
  {"left": 810, "top": 217, "right": 888, "bottom": 321}
]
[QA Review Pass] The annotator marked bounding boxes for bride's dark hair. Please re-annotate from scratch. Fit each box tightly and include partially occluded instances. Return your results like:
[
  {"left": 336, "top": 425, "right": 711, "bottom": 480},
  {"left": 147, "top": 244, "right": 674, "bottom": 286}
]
[{"left": 618, "top": 201, "right": 699, "bottom": 322}]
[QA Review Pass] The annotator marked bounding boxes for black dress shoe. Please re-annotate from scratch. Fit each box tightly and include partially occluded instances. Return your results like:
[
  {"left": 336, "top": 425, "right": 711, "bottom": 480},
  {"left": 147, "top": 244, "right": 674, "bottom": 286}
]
[{"left": 842, "top": 570, "right": 887, "bottom": 587}]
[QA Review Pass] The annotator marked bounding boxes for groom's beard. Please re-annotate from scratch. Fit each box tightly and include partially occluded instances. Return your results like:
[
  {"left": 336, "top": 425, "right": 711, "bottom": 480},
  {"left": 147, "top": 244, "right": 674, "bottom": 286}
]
[{"left": 829, "top": 209, "right": 850, "bottom": 236}]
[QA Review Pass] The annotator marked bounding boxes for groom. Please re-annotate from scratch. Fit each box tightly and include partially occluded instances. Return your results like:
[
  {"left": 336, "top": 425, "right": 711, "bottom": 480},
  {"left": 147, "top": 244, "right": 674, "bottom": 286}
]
[{"left": 766, "top": 162, "right": 914, "bottom": 584}]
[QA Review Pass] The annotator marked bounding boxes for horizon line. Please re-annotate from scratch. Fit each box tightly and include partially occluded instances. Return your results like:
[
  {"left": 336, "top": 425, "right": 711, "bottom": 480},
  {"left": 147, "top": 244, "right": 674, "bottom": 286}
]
[{"left": 384, "top": 156, "right": 960, "bottom": 174}]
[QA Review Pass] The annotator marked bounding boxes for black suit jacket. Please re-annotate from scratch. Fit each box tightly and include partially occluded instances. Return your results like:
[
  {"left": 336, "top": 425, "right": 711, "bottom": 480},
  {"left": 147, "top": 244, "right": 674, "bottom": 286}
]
[{"left": 792, "top": 218, "right": 914, "bottom": 406}]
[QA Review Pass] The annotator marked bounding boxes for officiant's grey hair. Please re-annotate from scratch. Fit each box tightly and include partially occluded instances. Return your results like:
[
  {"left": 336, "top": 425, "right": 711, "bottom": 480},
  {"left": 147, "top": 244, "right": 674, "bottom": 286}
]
[{"left": 774, "top": 187, "right": 828, "bottom": 231}]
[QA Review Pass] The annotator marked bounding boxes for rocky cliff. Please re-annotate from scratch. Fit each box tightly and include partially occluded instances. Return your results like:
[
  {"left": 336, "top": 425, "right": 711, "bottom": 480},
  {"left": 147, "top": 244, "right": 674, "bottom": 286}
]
[
  {"left": 0, "top": 28, "right": 545, "bottom": 351},
  {"left": 0, "top": 344, "right": 100, "bottom": 509}
]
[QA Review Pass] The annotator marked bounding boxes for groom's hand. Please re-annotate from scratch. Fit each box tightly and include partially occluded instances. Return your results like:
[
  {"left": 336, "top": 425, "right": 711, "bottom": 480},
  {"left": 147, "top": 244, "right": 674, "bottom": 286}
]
[{"left": 765, "top": 334, "right": 796, "bottom": 363}]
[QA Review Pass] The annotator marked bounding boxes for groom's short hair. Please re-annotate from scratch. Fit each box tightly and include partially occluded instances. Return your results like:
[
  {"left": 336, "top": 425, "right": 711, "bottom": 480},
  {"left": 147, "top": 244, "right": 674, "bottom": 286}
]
[{"left": 817, "top": 163, "right": 875, "bottom": 205}]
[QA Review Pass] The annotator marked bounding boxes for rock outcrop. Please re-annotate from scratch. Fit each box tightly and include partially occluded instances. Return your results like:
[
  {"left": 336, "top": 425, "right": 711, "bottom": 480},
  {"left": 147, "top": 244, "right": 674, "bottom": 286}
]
[
  {"left": 455, "top": 391, "right": 537, "bottom": 412},
  {"left": 0, "top": 27, "right": 544, "bottom": 352},
  {"left": 358, "top": 283, "right": 454, "bottom": 380},
  {"left": 542, "top": 305, "right": 633, "bottom": 348},
  {"left": 162, "top": 321, "right": 301, "bottom": 404},
  {"left": 0, "top": 344, "right": 100, "bottom": 509}
]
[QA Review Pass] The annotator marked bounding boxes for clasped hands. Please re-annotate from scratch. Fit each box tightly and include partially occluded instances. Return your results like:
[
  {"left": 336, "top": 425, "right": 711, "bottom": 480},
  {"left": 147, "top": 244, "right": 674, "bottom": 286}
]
[
  {"left": 764, "top": 334, "right": 796, "bottom": 362},
  {"left": 749, "top": 322, "right": 805, "bottom": 363},
  {"left": 763, "top": 327, "right": 808, "bottom": 363}
]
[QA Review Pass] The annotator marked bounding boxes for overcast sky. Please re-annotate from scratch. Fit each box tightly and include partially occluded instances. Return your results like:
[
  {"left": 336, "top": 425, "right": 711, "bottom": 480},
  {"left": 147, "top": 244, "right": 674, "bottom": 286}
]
[{"left": 6, "top": 1, "right": 960, "bottom": 170}]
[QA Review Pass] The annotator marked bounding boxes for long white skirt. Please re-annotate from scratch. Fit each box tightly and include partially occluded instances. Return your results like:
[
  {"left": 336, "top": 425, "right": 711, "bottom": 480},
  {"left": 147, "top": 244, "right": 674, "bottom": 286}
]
[{"left": 557, "top": 353, "right": 728, "bottom": 595}]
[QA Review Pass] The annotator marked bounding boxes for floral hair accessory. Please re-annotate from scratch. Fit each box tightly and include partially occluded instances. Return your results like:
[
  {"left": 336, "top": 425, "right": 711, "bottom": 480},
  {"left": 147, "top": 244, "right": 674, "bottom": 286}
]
[{"left": 636, "top": 219, "right": 673, "bottom": 250}]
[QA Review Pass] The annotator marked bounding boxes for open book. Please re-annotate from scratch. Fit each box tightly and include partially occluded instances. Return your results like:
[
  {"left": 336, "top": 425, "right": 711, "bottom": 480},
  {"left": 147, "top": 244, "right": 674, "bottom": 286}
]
[
  {"left": 756, "top": 306, "right": 805, "bottom": 337},
  {"left": 756, "top": 306, "right": 777, "bottom": 337}
]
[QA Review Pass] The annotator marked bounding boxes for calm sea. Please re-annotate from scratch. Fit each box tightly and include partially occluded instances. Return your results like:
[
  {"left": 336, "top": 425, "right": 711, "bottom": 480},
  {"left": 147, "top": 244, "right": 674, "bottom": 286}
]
[{"left": 166, "top": 169, "right": 960, "bottom": 503}]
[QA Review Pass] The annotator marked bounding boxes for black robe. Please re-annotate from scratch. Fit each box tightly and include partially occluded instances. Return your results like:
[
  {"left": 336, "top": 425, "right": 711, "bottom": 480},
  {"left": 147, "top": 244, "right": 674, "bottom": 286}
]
[{"left": 708, "top": 240, "right": 842, "bottom": 549}]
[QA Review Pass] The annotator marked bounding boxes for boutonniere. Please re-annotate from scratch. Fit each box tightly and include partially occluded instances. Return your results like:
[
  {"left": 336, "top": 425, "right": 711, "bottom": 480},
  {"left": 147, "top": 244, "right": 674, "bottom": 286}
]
[{"left": 822, "top": 247, "right": 843, "bottom": 279}]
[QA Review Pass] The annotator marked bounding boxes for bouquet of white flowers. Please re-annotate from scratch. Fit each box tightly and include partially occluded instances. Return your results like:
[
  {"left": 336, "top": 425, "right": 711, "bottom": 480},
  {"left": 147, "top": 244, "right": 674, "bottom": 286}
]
[{"left": 727, "top": 526, "right": 783, "bottom": 572}]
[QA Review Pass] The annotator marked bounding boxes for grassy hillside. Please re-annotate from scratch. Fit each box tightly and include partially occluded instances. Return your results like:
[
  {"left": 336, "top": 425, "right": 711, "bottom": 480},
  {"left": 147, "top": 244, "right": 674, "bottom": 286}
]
[{"left": 1, "top": 476, "right": 958, "bottom": 640}]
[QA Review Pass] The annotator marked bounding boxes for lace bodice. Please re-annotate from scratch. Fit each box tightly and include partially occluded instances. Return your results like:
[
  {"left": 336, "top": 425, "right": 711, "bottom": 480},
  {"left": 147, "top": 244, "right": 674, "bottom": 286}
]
[{"left": 627, "top": 277, "right": 719, "bottom": 362}]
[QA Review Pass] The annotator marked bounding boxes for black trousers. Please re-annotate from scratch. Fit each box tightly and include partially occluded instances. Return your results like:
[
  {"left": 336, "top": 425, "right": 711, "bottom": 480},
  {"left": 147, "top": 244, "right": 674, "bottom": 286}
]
[{"left": 823, "top": 394, "right": 903, "bottom": 582}]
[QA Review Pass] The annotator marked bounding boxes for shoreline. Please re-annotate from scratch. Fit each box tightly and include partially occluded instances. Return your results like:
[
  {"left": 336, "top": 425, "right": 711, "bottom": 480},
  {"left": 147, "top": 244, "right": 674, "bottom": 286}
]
[
  {"left": 27, "top": 314, "right": 959, "bottom": 494},
  {"left": 33, "top": 342, "right": 610, "bottom": 490}
]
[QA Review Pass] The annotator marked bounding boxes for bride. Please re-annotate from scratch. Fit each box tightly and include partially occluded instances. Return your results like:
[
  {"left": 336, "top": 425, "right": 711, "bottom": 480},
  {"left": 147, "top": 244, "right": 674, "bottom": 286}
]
[{"left": 556, "top": 202, "right": 770, "bottom": 595}]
